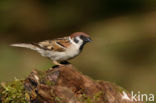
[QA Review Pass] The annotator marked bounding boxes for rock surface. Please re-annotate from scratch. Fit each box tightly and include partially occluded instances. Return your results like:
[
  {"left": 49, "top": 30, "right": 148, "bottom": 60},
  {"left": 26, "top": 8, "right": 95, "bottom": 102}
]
[{"left": 0, "top": 64, "right": 144, "bottom": 103}]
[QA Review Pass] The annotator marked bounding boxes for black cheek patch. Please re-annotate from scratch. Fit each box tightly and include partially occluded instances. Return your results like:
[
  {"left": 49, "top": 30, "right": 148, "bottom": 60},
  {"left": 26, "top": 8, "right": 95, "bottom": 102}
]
[
  {"left": 74, "top": 38, "right": 79, "bottom": 43},
  {"left": 79, "top": 42, "right": 87, "bottom": 51}
]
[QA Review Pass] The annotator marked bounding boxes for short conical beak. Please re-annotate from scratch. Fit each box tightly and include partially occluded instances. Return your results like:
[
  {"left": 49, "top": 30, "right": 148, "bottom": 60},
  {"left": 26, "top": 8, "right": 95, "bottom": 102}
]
[{"left": 86, "top": 37, "right": 92, "bottom": 42}]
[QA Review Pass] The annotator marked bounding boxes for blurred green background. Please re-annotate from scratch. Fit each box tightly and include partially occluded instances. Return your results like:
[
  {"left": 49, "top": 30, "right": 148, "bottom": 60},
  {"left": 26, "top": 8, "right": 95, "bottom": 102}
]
[{"left": 0, "top": 0, "right": 156, "bottom": 98}]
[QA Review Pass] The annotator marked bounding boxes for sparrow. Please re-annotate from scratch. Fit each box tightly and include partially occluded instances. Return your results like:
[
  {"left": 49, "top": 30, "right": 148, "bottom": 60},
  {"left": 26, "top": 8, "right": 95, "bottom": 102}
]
[{"left": 11, "top": 32, "right": 92, "bottom": 65}]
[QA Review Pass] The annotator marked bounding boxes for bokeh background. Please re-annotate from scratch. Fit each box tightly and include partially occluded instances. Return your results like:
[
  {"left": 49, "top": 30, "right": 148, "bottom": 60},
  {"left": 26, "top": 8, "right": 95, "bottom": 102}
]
[{"left": 0, "top": 0, "right": 156, "bottom": 100}]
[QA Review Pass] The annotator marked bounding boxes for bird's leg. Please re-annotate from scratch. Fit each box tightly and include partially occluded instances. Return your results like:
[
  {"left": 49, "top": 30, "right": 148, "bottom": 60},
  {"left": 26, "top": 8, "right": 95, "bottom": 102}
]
[
  {"left": 52, "top": 61, "right": 63, "bottom": 68},
  {"left": 52, "top": 61, "right": 69, "bottom": 68},
  {"left": 53, "top": 61, "right": 62, "bottom": 66}
]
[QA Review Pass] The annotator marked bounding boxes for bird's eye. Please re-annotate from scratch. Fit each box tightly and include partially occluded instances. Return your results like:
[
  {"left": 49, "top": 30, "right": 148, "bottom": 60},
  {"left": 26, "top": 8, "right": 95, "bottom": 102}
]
[{"left": 74, "top": 37, "right": 79, "bottom": 43}]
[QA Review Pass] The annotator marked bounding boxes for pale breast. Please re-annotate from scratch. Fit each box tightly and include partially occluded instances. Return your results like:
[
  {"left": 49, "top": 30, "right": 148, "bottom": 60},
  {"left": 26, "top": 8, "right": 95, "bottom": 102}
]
[
  {"left": 64, "top": 44, "right": 80, "bottom": 59},
  {"left": 38, "top": 44, "right": 80, "bottom": 61}
]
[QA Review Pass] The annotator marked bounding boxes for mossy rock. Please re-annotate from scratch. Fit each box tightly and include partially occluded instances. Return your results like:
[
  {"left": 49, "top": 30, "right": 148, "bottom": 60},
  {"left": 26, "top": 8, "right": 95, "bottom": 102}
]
[{"left": 0, "top": 79, "right": 29, "bottom": 103}]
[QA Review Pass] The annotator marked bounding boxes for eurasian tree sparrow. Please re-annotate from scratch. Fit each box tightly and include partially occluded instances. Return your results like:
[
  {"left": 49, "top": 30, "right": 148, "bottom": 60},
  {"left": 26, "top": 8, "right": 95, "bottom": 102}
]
[{"left": 11, "top": 32, "right": 92, "bottom": 65}]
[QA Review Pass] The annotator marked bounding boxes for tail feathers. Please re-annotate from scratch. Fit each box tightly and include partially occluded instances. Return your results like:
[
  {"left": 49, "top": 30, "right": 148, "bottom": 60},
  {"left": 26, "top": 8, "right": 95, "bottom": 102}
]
[{"left": 10, "top": 43, "right": 39, "bottom": 50}]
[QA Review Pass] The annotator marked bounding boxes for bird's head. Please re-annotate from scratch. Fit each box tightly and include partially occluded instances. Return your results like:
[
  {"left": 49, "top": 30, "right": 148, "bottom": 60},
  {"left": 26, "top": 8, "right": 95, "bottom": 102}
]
[
  {"left": 70, "top": 32, "right": 92, "bottom": 50},
  {"left": 70, "top": 32, "right": 92, "bottom": 44}
]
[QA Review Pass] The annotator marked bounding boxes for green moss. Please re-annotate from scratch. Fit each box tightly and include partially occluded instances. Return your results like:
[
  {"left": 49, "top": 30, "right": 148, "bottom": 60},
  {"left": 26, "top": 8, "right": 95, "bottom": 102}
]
[
  {"left": 0, "top": 84, "right": 3, "bottom": 102},
  {"left": 85, "top": 97, "right": 93, "bottom": 103},
  {"left": 45, "top": 80, "right": 55, "bottom": 86},
  {"left": 55, "top": 96, "right": 62, "bottom": 103},
  {"left": 37, "top": 70, "right": 57, "bottom": 86},
  {"left": 93, "top": 91, "right": 102, "bottom": 101},
  {"left": 79, "top": 91, "right": 102, "bottom": 103},
  {"left": 117, "top": 86, "right": 128, "bottom": 93},
  {"left": 81, "top": 95, "right": 94, "bottom": 103},
  {"left": 0, "top": 79, "right": 29, "bottom": 103}
]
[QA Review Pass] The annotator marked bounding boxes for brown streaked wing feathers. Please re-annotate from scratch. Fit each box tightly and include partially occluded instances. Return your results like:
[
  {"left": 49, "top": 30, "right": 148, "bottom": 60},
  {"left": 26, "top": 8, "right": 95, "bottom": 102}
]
[
  {"left": 55, "top": 37, "right": 71, "bottom": 47},
  {"left": 33, "top": 37, "right": 71, "bottom": 52}
]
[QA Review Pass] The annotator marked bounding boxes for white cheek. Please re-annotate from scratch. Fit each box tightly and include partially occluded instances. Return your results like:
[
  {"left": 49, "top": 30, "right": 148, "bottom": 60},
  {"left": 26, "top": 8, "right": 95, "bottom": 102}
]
[
  {"left": 77, "top": 37, "right": 83, "bottom": 46},
  {"left": 69, "top": 37, "right": 83, "bottom": 49}
]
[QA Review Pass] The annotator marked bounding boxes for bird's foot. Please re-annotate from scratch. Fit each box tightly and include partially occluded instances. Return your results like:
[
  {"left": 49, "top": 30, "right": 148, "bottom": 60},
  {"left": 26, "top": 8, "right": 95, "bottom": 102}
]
[
  {"left": 60, "top": 61, "right": 70, "bottom": 65},
  {"left": 52, "top": 61, "right": 70, "bottom": 69},
  {"left": 52, "top": 61, "right": 61, "bottom": 68},
  {"left": 52, "top": 65, "right": 60, "bottom": 68}
]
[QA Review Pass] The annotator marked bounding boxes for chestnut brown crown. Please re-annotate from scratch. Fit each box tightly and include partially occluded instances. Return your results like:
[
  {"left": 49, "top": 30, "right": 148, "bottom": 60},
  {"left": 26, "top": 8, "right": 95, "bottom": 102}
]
[{"left": 70, "top": 32, "right": 90, "bottom": 38}]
